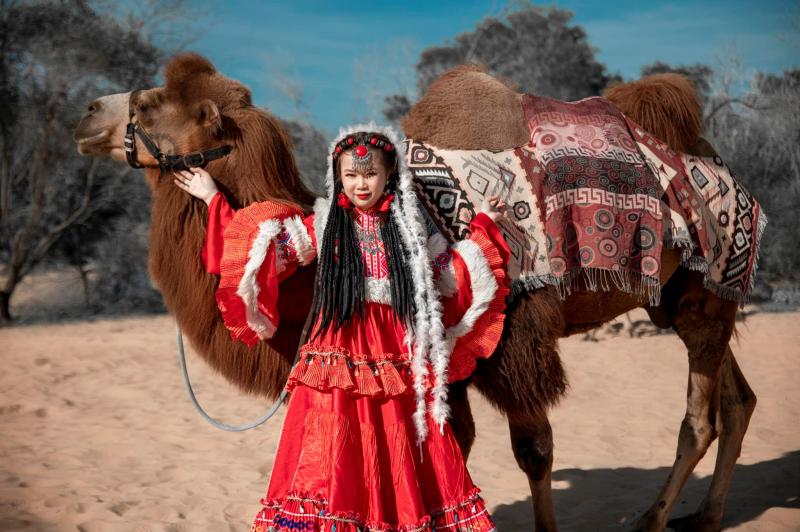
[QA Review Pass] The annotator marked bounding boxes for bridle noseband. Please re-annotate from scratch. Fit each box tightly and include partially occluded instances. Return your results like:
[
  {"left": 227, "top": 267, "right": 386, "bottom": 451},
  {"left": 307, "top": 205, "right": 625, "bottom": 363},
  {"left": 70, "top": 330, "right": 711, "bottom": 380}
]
[{"left": 124, "top": 89, "right": 232, "bottom": 173}]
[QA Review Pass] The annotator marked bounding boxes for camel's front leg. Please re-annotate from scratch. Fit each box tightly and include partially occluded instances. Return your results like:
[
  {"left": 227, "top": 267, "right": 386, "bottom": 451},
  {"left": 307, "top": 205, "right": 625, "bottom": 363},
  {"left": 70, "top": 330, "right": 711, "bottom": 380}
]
[
  {"left": 668, "top": 348, "right": 757, "bottom": 532},
  {"left": 447, "top": 379, "right": 477, "bottom": 461},
  {"left": 509, "top": 411, "right": 558, "bottom": 532},
  {"left": 633, "top": 283, "right": 736, "bottom": 532}
]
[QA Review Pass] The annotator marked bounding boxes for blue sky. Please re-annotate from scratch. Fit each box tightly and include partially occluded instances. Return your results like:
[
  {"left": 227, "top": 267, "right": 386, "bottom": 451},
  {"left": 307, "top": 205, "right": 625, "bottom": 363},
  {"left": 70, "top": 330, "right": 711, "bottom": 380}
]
[{"left": 188, "top": 0, "right": 798, "bottom": 135}]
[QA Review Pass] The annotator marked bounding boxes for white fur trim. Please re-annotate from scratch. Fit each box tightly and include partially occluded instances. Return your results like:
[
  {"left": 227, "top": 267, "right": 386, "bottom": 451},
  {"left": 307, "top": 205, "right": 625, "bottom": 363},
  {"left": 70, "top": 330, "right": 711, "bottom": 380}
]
[
  {"left": 236, "top": 219, "right": 283, "bottom": 340},
  {"left": 445, "top": 240, "right": 499, "bottom": 340},
  {"left": 427, "top": 232, "right": 449, "bottom": 257},
  {"left": 365, "top": 277, "right": 392, "bottom": 305},
  {"left": 313, "top": 197, "right": 330, "bottom": 253},
  {"left": 282, "top": 214, "right": 315, "bottom": 265}
]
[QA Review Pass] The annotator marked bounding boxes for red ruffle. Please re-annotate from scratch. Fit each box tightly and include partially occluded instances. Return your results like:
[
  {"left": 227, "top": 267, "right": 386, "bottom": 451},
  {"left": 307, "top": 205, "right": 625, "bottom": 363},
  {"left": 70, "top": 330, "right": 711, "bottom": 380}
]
[
  {"left": 251, "top": 487, "right": 495, "bottom": 532},
  {"left": 287, "top": 345, "right": 422, "bottom": 398},
  {"left": 447, "top": 215, "right": 511, "bottom": 383},
  {"left": 215, "top": 200, "right": 306, "bottom": 347}
]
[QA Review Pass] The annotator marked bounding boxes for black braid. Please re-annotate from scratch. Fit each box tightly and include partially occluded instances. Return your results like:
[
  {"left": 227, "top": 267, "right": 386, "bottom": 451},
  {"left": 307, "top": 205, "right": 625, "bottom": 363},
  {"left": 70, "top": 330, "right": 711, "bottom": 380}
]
[
  {"left": 381, "top": 196, "right": 417, "bottom": 329},
  {"left": 310, "top": 179, "right": 365, "bottom": 339},
  {"left": 310, "top": 131, "right": 417, "bottom": 339}
]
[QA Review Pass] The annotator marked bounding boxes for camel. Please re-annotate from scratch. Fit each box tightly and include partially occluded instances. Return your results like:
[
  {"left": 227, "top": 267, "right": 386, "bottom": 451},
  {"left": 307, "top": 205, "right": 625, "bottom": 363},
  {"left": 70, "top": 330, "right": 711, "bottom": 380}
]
[{"left": 73, "top": 54, "right": 757, "bottom": 532}]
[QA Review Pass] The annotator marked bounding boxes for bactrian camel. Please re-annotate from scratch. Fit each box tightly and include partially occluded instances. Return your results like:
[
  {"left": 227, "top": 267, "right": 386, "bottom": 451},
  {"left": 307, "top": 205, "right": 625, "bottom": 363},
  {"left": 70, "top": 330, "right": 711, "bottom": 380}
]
[{"left": 73, "top": 54, "right": 757, "bottom": 532}]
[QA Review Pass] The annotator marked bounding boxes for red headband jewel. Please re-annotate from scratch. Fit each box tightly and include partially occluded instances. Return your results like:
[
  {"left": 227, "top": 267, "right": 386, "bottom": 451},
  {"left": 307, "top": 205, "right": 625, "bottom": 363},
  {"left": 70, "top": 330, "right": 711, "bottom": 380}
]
[{"left": 332, "top": 133, "right": 395, "bottom": 160}]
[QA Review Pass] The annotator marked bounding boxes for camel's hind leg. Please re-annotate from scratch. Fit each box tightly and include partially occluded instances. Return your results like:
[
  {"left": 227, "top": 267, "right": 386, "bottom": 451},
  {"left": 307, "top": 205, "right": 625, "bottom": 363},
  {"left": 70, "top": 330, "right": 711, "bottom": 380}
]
[
  {"left": 668, "top": 349, "right": 757, "bottom": 531},
  {"left": 634, "top": 274, "right": 738, "bottom": 531}
]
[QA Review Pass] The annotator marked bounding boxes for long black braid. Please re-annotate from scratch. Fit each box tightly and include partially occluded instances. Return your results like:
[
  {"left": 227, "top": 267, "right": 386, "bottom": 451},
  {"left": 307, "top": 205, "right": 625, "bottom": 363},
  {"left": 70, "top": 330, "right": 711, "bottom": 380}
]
[{"left": 310, "top": 133, "right": 417, "bottom": 339}]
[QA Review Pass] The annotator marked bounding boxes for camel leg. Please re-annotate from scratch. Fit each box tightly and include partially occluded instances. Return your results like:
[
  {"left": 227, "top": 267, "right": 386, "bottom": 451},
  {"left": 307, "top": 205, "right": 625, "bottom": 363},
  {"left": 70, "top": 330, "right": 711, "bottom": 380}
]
[
  {"left": 447, "top": 379, "right": 477, "bottom": 461},
  {"left": 633, "top": 279, "right": 737, "bottom": 532},
  {"left": 668, "top": 348, "right": 757, "bottom": 532},
  {"left": 509, "top": 411, "right": 558, "bottom": 532}
]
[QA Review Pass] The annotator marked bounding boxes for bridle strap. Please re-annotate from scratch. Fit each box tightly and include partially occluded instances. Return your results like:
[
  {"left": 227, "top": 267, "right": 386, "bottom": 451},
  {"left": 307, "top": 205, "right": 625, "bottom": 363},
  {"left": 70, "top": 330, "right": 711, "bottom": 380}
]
[{"left": 124, "top": 89, "right": 232, "bottom": 172}]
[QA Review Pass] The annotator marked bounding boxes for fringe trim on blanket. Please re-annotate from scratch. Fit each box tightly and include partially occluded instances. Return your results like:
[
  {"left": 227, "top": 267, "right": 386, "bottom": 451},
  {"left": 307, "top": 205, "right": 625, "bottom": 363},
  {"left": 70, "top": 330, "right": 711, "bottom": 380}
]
[
  {"left": 506, "top": 269, "right": 660, "bottom": 306},
  {"left": 747, "top": 209, "right": 769, "bottom": 301}
]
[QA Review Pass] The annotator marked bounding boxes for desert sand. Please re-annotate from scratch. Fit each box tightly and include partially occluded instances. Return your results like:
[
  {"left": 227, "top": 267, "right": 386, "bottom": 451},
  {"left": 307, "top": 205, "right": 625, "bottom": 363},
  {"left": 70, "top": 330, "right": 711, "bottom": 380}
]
[{"left": 1, "top": 303, "right": 798, "bottom": 531}]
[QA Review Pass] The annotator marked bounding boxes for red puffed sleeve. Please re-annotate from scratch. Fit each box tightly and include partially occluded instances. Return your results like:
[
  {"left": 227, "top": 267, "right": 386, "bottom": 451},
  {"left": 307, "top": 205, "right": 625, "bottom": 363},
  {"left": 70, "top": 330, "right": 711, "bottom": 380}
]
[
  {"left": 433, "top": 212, "right": 511, "bottom": 383},
  {"left": 202, "top": 192, "right": 317, "bottom": 280},
  {"left": 202, "top": 192, "right": 236, "bottom": 275},
  {"left": 213, "top": 201, "right": 316, "bottom": 347}
]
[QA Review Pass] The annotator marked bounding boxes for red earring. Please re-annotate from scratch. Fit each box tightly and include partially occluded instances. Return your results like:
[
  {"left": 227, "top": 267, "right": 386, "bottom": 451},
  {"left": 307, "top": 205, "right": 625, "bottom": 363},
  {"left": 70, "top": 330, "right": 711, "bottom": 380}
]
[{"left": 337, "top": 192, "right": 353, "bottom": 209}]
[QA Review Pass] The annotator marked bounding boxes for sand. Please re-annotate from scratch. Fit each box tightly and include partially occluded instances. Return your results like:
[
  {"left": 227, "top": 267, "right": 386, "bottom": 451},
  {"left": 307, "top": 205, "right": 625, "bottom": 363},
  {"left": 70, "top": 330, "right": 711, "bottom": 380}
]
[{"left": 1, "top": 309, "right": 798, "bottom": 531}]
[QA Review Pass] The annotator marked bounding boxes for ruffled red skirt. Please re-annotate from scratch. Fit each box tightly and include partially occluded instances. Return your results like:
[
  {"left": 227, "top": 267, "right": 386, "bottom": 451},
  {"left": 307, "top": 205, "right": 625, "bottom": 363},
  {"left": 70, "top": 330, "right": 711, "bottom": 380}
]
[{"left": 250, "top": 303, "right": 496, "bottom": 532}]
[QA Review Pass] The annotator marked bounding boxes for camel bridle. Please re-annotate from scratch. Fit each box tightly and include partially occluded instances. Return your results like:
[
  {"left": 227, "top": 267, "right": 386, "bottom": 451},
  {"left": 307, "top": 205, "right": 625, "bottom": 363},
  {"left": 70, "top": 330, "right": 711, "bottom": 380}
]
[{"left": 124, "top": 89, "right": 233, "bottom": 173}]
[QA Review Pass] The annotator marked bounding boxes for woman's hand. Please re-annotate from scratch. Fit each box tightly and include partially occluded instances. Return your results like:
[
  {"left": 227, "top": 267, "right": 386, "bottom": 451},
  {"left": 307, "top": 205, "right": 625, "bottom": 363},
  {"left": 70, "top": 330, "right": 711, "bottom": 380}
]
[
  {"left": 479, "top": 195, "right": 507, "bottom": 222},
  {"left": 173, "top": 167, "right": 218, "bottom": 205}
]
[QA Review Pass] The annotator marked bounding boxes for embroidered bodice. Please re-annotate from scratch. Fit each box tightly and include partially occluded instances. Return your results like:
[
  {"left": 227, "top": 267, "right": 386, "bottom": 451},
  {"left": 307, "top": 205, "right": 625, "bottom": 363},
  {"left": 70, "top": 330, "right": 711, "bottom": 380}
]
[{"left": 353, "top": 208, "right": 389, "bottom": 280}]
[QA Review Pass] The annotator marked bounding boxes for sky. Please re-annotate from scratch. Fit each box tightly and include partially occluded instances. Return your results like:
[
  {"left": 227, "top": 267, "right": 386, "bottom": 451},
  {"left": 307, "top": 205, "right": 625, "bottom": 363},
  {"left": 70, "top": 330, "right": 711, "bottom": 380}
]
[{"left": 185, "top": 0, "right": 798, "bottom": 136}]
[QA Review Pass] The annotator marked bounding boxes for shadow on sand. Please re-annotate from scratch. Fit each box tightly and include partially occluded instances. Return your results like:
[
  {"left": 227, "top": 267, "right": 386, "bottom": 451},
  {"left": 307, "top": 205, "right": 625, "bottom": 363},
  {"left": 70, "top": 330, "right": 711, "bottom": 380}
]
[{"left": 492, "top": 451, "right": 799, "bottom": 531}]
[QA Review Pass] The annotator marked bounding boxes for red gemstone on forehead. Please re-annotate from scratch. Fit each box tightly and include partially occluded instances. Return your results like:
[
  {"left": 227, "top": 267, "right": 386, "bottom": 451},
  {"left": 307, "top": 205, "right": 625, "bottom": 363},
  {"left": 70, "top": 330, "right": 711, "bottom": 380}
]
[
  {"left": 347, "top": 137, "right": 354, "bottom": 145},
  {"left": 354, "top": 145, "right": 368, "bottom": 157},
  {"left": 370, "top": 137, "right": 378, "bottom": 145}
]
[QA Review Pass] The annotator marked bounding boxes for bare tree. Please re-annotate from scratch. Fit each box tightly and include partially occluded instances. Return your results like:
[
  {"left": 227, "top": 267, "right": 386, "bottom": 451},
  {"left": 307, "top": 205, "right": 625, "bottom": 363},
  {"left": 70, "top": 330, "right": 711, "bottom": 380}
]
[
  {"left": 0, "top": 0, "right": 160, "bottom": 322},
  {"left": 383, "top": 2, "right": 620, "bottom": 123}
]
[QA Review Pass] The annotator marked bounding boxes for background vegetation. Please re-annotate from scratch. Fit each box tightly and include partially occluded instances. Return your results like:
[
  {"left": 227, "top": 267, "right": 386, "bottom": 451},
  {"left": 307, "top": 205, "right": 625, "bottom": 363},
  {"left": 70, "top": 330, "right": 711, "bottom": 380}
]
[{"left": 2, "top": 1, "right": 797, "bottom": 323}]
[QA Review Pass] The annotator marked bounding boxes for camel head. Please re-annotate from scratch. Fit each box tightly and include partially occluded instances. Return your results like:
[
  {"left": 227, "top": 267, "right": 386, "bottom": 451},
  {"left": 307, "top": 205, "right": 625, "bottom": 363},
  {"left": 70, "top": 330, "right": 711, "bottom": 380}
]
[
  {"left": 74, "top": 53, "right": 237, "bottom": 168},
  {"left": 74, "top": 53, "right": 315, "bottom": 206},
  {"left": 72, "top": 53, "right": 317, "bottom": 400}
]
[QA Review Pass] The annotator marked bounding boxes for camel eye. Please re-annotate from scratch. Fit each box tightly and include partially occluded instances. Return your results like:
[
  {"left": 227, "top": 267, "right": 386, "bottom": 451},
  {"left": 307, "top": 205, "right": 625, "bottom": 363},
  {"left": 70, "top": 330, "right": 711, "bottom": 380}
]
[{"left": 138, "top": 104, "right": 149, "bottom": 114}]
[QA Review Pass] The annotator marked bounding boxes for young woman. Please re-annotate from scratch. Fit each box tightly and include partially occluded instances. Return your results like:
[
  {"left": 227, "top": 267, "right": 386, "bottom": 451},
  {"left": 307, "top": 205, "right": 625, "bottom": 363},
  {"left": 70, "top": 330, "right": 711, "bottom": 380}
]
[{"left": 175, "top": 124, "right": 510, "bottom": 532}]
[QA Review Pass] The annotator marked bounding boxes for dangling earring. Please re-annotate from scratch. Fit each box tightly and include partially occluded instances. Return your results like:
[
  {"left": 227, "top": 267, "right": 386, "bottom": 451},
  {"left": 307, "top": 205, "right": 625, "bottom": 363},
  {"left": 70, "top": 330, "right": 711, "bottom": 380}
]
[{"left": 337, "top": 192, "right": 353, "bottom": 209}]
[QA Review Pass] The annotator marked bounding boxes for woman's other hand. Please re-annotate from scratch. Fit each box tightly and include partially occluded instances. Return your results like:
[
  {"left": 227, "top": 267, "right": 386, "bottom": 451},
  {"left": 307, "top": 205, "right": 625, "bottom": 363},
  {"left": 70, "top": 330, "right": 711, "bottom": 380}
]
[
  {"left": 174, "top": 167, "right": 218, "bottom": 205},
  {"left": 479, "top": 195, "right": 507, "bottom": 222}
]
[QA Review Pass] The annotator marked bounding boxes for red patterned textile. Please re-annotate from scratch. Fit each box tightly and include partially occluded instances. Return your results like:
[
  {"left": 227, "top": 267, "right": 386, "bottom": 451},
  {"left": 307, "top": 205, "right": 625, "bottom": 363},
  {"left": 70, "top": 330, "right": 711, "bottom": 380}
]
[
  {"left": 522, "top": 94, "right": 665, "bottom": 302},
  {"left": 202, "top": 195, "right": 507, "bottom": 531}
]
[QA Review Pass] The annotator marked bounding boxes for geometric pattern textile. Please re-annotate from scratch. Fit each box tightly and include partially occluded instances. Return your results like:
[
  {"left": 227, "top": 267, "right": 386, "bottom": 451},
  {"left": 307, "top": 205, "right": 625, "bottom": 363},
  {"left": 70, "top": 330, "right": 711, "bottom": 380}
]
[{"left": 405, "top": 95, "right": 765, "bottom": 305}]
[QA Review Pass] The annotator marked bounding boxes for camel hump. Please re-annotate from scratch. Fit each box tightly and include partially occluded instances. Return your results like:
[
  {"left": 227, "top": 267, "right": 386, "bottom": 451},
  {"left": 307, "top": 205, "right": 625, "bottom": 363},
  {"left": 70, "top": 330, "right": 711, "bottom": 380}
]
[{"left": 603, "top": 73, "right": 702, "bottom": 153}]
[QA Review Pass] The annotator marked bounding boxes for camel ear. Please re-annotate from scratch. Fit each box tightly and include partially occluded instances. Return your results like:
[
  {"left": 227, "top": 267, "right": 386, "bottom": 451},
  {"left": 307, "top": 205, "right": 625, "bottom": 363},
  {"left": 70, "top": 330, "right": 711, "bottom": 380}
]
[{"left": 197, "top": 99, "right": 221, "bottom": 132}]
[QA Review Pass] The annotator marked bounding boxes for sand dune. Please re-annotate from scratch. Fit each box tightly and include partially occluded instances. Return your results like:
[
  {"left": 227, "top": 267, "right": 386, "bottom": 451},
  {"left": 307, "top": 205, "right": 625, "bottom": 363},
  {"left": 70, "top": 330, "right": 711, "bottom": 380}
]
[{"left": 1, "top": 309, "right": 798, "bottom": 531}]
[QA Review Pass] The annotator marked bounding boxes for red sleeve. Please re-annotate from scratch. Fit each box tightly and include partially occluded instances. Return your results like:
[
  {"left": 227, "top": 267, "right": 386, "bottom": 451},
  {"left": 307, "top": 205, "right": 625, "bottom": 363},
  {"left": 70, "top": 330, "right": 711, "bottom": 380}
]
[
  {"left": 444, "top": 213, "right": 511, "bottom": 383},
  {"left": 214, "top": 201, "right": 309, "bottom": 347},
  {"left": 202, "top": 192, "right": 236, "bottom": 275}
]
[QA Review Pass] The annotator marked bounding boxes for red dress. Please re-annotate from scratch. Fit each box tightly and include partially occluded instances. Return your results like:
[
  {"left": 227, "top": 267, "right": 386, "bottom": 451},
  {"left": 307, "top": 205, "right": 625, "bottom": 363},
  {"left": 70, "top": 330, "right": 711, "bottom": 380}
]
[{"left": 203, "top": 193, "right": 510, "bottom": 532}]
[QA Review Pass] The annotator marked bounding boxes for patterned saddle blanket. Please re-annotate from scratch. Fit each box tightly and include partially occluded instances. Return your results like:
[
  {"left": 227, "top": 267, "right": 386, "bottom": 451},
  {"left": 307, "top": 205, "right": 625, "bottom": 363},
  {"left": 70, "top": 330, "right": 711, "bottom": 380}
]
[{"left": 405, "top": 94, "right": 765, "bottom": 305}]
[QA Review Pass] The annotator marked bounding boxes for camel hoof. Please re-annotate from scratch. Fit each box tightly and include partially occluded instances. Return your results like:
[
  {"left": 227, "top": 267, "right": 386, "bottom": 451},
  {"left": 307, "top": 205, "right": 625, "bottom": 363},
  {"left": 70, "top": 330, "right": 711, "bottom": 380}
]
[
  {"left": 628, "top": 512, "right": 663, "bottom": 532},
  {"left": 667, "top": 512, "right": 721, "bottom": 532}
]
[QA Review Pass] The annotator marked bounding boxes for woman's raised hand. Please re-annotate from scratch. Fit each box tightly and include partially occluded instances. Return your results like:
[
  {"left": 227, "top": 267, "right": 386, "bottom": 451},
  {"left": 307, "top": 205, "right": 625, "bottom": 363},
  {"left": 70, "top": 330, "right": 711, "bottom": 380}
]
[
  {"left": 173, "top": 167, "right": 219, "bottom": 205},
  {"left": 480, "top": 194, "right": 507, "bottom": 222}
]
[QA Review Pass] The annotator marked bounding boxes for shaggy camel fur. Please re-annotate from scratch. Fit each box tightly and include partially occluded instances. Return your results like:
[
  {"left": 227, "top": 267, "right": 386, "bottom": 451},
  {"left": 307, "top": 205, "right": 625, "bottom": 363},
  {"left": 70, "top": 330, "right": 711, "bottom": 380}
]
[
  {"left": 75, "top": 55, "right": 317, "bottom": 399},
  {"left": 74, "top": 56, "right": 756, "bottom": 532}
]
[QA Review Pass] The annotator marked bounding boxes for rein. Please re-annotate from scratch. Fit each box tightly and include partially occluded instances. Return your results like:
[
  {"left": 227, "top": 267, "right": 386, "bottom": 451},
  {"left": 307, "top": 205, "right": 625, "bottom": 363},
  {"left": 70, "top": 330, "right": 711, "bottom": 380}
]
[
  {"left": 175, "top": 301, "right": 315, "bottom": 432},
  {"left": 124, "top": 89, "right": 232, "bottom": 173}
]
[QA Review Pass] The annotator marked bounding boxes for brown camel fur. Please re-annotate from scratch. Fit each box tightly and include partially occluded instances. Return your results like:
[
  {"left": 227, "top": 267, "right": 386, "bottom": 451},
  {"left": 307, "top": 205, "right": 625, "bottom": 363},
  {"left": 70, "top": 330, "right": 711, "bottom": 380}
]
[
  {"left": 75, "top": 54, "right": 316, "bottom": 400},
  {"left": 75, "top": 56, "right": 756, "bottom": 532},
  {"left": 603, "top": 73, "right": 703, "bottom": 153},
  {"left": 402, "top": 65, "right": 756, "bottom": 532}
]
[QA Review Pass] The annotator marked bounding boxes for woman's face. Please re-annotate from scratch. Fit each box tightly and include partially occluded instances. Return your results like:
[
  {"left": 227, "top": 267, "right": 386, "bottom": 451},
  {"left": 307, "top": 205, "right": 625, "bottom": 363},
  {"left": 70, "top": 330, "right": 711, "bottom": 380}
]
[{"left": 339, "top": 147, "right": 390, "bottom": 210}]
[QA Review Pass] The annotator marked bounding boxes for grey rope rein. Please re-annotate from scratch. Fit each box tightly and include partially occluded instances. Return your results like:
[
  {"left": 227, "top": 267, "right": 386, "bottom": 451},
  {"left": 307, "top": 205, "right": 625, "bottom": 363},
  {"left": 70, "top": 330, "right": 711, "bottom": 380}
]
[{"left": 175, "top": 309, "right": 314, "bottom": 431}]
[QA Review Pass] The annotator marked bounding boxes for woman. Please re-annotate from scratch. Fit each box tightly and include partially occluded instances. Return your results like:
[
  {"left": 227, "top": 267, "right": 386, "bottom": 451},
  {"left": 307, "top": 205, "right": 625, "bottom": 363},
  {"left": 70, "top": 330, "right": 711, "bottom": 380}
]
[{"left": 175, "top": 124, "right": 509, "bottom": 531}]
